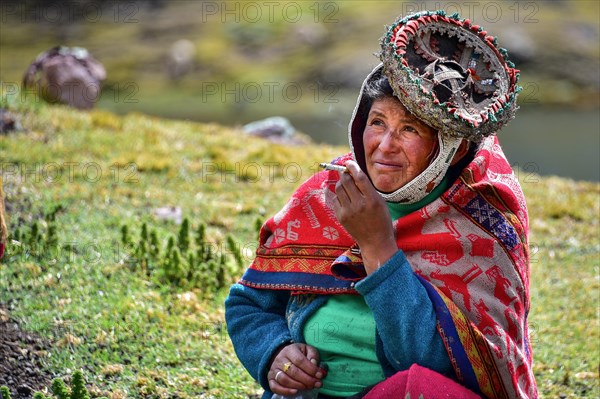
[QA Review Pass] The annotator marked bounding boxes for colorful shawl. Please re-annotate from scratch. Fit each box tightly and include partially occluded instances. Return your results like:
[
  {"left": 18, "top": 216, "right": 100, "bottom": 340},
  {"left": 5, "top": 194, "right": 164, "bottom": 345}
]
[{"left": 240, "top": 136, "right": 537, "bottom": 398}]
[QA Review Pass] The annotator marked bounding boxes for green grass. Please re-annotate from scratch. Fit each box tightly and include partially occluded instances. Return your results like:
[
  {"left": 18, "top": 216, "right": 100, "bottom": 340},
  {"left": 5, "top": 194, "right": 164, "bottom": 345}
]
[
  {"left": 523, "top": 176, "right": 600, "bottom": 398},
  {"left": 0, "top": 91, "right": 598, "bottom": 398},
  {"left": 0, "top": 88, "right": 341, "bottom": 399}
]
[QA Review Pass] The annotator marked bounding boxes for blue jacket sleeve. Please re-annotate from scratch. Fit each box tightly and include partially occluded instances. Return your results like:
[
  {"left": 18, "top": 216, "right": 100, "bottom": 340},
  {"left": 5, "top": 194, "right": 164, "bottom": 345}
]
[
  {"left": 224, "top": 283, "right": 292, "bottom": 390},
  {"left": 354, "top": 250, "right": 454, "bottom": 375}
]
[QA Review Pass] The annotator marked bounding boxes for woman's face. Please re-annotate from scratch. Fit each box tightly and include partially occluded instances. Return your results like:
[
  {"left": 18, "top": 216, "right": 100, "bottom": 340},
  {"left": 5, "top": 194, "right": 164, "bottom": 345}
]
[{"left": 363, "top": 96, "right": 437, "bottom": 193}]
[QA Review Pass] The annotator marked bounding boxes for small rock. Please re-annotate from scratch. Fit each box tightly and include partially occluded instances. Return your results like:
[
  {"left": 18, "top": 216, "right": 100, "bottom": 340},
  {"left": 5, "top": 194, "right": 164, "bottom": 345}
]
[
  {"left": 243, "top": 116, "right": 295, "bottom": 139},
  {"left": 0, "top": 108, "right": 21, "bottom": 134},
  {"left": 152, "top": 206, "right": 183, "bottom": 224},
  {"left": 17, "top": 384, "right": 32, "bottom": 395},
  {"left": 22, "top": 46, "right": 106, "bottom": 109},
  {"left": 166, "top": 39, "right": 197, "bottom": 81},
  {"left": 574, "top": 371, "right": 597, "bottom": 380}
]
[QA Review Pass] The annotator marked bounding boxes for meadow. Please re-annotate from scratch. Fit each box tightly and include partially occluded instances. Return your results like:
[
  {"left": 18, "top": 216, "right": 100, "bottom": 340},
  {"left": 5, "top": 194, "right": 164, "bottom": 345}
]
[{"left": 0, "top": 92, "right": 598, "bottom": 398}]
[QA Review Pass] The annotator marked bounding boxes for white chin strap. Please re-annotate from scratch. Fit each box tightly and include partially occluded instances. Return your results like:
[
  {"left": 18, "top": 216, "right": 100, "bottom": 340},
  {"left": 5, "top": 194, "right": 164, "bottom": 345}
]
[{"left": 378, "top": 135, "right": 463, "bottom": 204}]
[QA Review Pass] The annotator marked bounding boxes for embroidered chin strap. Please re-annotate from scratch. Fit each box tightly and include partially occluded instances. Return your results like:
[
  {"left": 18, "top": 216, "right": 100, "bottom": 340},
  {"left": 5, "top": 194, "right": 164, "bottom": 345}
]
[{"left": 378, "top": 134, "right": 462, "bottom": 203}]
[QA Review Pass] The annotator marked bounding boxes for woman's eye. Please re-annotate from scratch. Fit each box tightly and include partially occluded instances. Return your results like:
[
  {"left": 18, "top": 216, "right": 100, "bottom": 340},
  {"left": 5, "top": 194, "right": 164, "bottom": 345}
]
[
  {"left": 370, "top": 118, "right": 384, "bottom": 126},
  {"left": 404, "top": 126, "right": 418, "bottom": 133}
]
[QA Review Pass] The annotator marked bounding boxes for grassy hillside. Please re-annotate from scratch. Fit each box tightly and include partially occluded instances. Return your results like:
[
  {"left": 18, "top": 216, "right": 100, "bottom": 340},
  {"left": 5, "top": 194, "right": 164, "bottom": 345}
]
[{"left": 0, "top": 93, "right": 598, "bottom": 398}]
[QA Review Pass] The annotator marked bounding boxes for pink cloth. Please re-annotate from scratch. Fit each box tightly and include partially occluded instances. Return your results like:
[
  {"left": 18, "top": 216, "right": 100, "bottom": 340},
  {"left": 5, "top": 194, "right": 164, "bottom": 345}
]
[{"left": 364, "top": 364, "right": 481, "bottom": 399}]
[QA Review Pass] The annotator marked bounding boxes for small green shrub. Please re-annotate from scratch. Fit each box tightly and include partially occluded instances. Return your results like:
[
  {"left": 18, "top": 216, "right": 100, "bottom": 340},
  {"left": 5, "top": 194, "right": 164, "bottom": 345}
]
[
  {"left": 121, "top": 217, "right": 243, "bottom": 296},
  {"left": 33, "top": 370, "right": 93, "bottom": 399},
  {"left": 226, "top": 234, "right": 244, "bottom": 270},
  {"left": 2, "top": 204, "right": 63, "bottom": 267},
  {"left": 254, "top": 217, "right": 263, "bottom": 234},
  {"left": 70, "top": 371, "right": 90, "bottom": 399},
  {"left": 2, "top": 370, "right": 93, "bottom": 399},
  {"left": 52, "top": 378, "right": 70, "bottom": 399},
  {"left": 1, "top": 386, "right": 12, "bottom": 399}
]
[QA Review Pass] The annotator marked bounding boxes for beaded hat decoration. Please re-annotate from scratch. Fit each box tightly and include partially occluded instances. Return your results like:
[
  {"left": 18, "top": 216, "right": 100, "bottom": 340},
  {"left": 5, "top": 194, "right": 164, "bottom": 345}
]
[{"left": 380, "top": 10, "right": 521, "bottom": 141}]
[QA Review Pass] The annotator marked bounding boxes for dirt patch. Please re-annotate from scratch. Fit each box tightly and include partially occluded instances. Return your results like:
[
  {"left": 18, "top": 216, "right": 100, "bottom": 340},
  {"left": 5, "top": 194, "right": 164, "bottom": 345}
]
[{"left": 0, "top": 305, "right": 53, "bottom": 399}]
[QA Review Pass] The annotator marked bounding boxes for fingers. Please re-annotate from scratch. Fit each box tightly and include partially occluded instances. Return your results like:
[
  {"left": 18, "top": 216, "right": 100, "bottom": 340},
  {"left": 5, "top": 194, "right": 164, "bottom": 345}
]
[
  {"left": 344, "top": 160, "right": 361, "bottom": 176},
  {"left": 333, "top": 160, "right": 393, "bottom": 245},
  {"left": 268, "top": 374, "right": 299, "bottom": 397},
  {"left": 269, "top": 362, "right": 320, "bottom": 391},
  {"left": 336, "top": 173, "right": 362, "bottom": 205},
  {"left": 305, "top": 346, "right": 326, "bottom": 380},
  {"left": 268, "top": 344, "right": 323, "bottom": 395},
  {"left": 288, "top": 345, "right": 322, "bottom": 379},
  {"left": 335, "top": 160, "right": 384, "bottom": 213},
  {"left": 343, "top": 160, "right": 376, "bottom": 198},
  {"left": 305, "top": 345, "right": 320, "bottom": 367},
  {"left": 267, "top": 369, "right": 303, "bottom": 395},
  {"left": 335, "top": 163, "right": 364, "bottom": 207},
  {"left": 335, "top": 160, "right": 380, "bottom": 205}
]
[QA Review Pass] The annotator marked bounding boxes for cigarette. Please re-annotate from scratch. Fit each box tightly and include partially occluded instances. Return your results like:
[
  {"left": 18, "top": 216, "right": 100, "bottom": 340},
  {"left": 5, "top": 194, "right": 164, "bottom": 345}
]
[{"left": 319, "top": 162, "right": 347, "bottom": 172}]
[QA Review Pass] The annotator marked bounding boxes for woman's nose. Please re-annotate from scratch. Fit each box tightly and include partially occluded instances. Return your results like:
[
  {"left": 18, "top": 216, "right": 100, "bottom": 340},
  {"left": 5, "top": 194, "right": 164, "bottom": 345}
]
[{"left": 378, "top": 130, "right": 400, "bottom": 153}]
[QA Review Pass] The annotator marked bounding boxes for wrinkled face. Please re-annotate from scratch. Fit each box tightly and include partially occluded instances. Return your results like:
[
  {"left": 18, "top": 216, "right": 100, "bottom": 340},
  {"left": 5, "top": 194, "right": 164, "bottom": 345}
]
[{"left": 363, "top": 96, "right": 437, "bottom": 193}]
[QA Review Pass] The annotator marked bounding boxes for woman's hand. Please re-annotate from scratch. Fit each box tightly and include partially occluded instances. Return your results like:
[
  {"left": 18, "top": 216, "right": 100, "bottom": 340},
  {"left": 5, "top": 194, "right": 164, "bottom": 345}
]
[
  {"left": 333, "top": 160, "right": 398, "bottom": 274},
  {"left": 268, "top": 343, "right": 325, "bottom": 395}
]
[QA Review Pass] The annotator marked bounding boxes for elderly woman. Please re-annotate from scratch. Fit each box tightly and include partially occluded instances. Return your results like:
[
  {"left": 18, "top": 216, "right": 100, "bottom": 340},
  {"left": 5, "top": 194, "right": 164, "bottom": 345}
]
[{"left": 226, "top": 11, "right": 537, "bottom": 399}]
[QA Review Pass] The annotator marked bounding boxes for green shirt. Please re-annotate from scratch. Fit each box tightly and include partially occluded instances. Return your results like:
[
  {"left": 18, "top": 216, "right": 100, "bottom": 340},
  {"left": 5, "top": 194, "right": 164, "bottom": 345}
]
[{"left": 303, "top": 294, "right": 384, "bottom": 396}]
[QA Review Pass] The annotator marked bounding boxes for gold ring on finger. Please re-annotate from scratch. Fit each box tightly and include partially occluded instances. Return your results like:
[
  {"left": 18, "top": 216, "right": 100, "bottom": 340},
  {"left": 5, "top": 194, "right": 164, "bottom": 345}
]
[{"left": 283, "top": 362, "right": 292, "bottom": 373}]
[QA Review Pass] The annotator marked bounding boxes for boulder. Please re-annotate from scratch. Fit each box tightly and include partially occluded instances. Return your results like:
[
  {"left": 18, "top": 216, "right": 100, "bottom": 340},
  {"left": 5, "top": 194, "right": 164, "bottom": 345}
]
[
  {"left": 22, "top": 46, "right": 106, "bottom": 109},
  {"left": 243, "top": 116, "right": 295, "bottom": 140}
]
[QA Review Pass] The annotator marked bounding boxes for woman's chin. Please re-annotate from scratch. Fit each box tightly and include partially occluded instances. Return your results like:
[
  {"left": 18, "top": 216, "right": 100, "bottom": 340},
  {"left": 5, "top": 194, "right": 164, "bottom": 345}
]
[
  {"left": 368, "top": 170, "right": 412, "bottom": 193},
  {"left": 373, "top": 180, "right": 406, "bottom": 194}
]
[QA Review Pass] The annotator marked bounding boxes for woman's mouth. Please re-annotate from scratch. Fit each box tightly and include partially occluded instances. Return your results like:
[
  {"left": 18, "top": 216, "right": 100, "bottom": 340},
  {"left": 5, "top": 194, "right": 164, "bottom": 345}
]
[{"left": 373, "top": 161, "right": 403, "bottom": 170}]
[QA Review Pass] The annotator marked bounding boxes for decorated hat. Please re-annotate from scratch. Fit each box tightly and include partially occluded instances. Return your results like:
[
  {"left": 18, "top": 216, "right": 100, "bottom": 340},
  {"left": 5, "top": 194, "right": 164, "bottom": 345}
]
[{"left": 379, "top": 10, "right": 521, "bottom": 141}]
